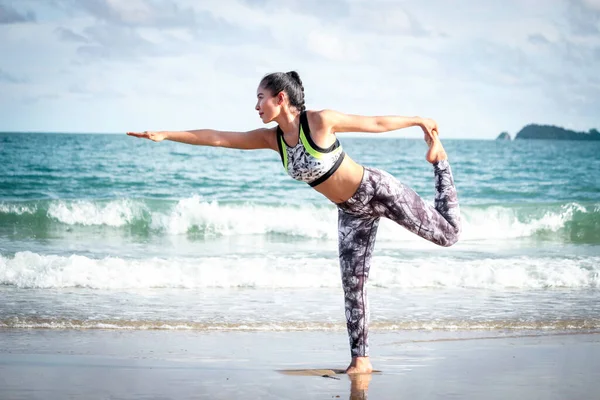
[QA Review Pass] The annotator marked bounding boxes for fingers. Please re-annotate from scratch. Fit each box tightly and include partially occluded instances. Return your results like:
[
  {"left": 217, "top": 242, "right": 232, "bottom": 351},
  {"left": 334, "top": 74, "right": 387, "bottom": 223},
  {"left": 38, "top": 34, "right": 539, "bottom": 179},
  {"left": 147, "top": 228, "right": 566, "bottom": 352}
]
[
  {"left": 126, "top": 132, "right": 148, "bottom": 138},
  {"left": 427, "top": 119, "right": 439, "bottom": 136},
  {"left": 424, "top": 129, "right": 439, "bottom": 145}
]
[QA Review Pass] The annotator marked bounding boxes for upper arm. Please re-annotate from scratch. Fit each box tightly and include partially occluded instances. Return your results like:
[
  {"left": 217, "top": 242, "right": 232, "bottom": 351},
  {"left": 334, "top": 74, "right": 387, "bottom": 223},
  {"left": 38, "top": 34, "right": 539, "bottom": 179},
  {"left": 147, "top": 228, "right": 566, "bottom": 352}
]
[
  {"left": 213, "top": 127, "right": 277, "bottom": 151},
  {"left": 318, "top": 109, "right": 385, "bottom": 134}
]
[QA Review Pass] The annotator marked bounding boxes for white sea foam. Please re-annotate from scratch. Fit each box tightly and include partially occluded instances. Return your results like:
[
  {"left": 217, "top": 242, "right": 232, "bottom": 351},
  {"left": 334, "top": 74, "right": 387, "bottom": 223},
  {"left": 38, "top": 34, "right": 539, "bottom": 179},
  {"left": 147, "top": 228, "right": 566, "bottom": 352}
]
[
  {"left": 458, "top": 203, "right": 587, "bottom": 241},
  {"left": 2, "top": 317, "right": 598, "bottom": 331},
  {"left": 1, "top": 251, "right": 598, "bottom": 290},
  {"left": 47, "top": 199, "right": 147, "bottom": 227},
  {"left": 40, "top": 197, "right": 594, "bottom": 243},
  {"left": 148, "top": 195, "right": 336, "bottom": 238},
  {"left": 0, "top": 203, "right": 37, "bottom": 215}
]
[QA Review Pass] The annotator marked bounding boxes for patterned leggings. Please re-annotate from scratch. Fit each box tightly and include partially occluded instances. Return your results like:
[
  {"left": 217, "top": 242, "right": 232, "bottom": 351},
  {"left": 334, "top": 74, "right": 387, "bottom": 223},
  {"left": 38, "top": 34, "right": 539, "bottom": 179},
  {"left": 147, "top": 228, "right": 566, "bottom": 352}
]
[{"left": 336, "top": 160, "right": 461, "bottom": 357}]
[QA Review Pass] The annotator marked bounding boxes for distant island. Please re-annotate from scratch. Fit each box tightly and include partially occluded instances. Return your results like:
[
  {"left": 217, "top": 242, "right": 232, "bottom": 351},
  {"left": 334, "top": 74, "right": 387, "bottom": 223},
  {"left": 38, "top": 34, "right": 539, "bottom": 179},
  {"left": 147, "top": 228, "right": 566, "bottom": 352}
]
[{"left": 498, "top": 125, "right": 600, "bottom": 141}]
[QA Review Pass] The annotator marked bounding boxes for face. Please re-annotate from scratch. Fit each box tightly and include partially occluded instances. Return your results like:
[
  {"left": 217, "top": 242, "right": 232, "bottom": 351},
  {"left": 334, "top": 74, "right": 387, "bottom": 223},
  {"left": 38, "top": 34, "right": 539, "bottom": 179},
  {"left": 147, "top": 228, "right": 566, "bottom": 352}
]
[{"left": 255, "top": 85, "right": 283, "bottom": 124}]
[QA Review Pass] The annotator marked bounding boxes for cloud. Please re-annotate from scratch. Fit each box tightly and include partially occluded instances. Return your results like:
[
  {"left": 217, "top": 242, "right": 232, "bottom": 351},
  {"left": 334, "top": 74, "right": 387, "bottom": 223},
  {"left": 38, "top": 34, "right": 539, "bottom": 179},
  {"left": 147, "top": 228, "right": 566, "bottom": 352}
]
[
  {"left": 55, "top": 27, "right": 89, "bottom": 43},
  {"left": 345, "top": 3, "right": 430, "bottom": 37},
  {"left": 568, "top": 0, "right": 600, "bottom": 36},
  {"left": 0, "top": 68, "right": 27, "bottom": 83},
  {"left": 1, "top": 0, "right": 599, "bottom": 137},
  {"left": 443, "top": 40, "right": 541, "bottom": 87},
  {"left": 54, "top": 0, "right": 196, "bottom": 28},
  {"left": 239, "top": 0, "right": 350, "bottom": 21},
  {"left": 0, "top": 2, "right": 36, "bottom": 24},
  {"left": 239, "top": 0, "right": 429, "bottom": 37},
  {"left": 75, "top": 25, "right": 156, "bottom": 60},
  {"left": 582, "top": 0, "right": 600, "bottom": 11},
  {"left": 68, "top": 83, "right": 124, "bottom": 99},
  {"left": 21, "top": 93, "right": 60, "bottom": 105},
  {"left": 42, "top": 0, "right": 272, "bottom": 63},
  {"left": 306, "top": 30, "right": 360, "bottom": 61},
  {"left": 528, "top": 33, "right": 551, "bottom": 46}
]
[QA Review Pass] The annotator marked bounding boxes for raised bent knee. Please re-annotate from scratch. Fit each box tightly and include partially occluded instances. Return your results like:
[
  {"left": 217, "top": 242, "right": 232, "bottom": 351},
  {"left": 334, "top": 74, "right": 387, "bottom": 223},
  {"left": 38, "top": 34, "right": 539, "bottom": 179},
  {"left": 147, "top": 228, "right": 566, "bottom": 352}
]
[
  {"left": 441, "top": 235, "right": 459, "bottom": 247},
  {"left": 437, "top": 226, "right": 461, "bottom": 247}
]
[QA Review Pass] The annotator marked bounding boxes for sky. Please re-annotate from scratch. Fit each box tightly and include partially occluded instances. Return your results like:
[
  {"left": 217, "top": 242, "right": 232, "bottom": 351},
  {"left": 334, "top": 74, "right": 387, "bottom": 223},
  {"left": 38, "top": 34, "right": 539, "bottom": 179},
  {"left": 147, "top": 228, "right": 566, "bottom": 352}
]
[{"left": 0, "top": 0, "right": 599, "bottom": 139}]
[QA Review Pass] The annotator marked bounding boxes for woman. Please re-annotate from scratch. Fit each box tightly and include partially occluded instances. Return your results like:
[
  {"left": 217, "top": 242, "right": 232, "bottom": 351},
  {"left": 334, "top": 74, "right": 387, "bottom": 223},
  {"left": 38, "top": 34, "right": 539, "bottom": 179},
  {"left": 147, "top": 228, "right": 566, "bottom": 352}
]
[{"left": 127, "top": 71, "right": 461, "bottom": 374}]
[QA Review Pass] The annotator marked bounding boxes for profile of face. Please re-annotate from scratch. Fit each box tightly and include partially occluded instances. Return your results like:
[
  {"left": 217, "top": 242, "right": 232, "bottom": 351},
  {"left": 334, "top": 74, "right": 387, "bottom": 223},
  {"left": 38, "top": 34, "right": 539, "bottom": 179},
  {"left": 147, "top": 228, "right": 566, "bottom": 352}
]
[{"left": 255, "top": 86, "right": 285, "bottom": 124}]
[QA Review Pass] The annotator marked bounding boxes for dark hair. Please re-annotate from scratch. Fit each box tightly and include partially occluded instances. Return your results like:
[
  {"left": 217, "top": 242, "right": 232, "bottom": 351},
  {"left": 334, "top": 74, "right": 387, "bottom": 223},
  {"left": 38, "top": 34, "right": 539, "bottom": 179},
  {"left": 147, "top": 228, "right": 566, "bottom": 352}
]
[{"left": 260, "top": 71, "right": 306, "bottom": 112}]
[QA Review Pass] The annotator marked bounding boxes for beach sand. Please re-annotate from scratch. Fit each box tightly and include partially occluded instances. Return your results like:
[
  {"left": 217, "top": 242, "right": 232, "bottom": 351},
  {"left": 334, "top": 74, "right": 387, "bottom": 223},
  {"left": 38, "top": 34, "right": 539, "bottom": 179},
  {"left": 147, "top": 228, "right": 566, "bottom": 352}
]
[{"left": 1, "top": 329, "right": 598, "bottom": 399}]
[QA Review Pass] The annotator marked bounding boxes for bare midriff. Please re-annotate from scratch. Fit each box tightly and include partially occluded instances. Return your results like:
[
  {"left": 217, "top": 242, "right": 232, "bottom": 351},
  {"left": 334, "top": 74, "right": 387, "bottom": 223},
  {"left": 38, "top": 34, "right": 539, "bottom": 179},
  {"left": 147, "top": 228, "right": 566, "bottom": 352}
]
[{"left": 312, "top": 155, "right": 364, "bottom": 204}]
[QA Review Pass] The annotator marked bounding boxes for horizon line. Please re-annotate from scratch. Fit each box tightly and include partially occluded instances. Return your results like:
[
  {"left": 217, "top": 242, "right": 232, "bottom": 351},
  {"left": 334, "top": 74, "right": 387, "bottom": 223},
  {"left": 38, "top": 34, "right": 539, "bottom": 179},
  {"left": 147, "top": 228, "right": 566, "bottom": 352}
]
[{"left": 0, "top": 131, "right": 494, "bottom": 140}]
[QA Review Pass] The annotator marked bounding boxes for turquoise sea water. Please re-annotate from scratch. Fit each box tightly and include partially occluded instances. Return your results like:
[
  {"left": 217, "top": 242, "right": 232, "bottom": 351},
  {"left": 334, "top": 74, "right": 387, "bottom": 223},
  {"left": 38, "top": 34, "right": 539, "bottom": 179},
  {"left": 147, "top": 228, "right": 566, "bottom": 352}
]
[{"left": 0, "top": 132, "right": 599, "bottom": 333}]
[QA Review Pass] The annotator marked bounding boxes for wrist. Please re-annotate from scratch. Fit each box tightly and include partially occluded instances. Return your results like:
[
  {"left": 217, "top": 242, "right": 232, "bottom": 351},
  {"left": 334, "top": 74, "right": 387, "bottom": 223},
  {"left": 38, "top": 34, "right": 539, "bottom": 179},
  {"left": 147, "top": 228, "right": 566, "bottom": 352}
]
[{"left": 159, "top": 131, "right": 170, "bottom": 140}]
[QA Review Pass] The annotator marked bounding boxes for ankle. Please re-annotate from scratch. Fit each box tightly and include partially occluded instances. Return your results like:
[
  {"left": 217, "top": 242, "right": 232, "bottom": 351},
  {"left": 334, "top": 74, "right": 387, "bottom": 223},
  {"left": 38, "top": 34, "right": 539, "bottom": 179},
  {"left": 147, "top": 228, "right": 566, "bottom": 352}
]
[
  {"left": 350, "top": 356, "right": 370, "bottom": 365},
  {"left": 432, "top": 153, "right": 448, "bottom": 164}
]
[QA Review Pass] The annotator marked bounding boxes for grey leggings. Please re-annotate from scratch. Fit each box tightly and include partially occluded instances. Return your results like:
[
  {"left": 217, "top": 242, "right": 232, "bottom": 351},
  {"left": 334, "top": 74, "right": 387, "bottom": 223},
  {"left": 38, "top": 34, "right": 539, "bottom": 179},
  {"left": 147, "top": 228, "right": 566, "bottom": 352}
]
[{"left": 336, "top": 160, "right": 461, "bottom": 357}]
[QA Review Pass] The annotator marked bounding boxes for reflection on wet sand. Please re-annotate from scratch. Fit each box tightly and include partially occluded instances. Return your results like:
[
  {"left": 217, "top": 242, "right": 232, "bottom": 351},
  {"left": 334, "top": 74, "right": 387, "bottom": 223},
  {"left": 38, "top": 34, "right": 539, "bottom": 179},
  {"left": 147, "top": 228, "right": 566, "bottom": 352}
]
[
  {"left": 349, "top": 373, "right": 372, "bottom": 400},
  {"left": 277, "top": 368, "right": 375, "bottom": 399}
]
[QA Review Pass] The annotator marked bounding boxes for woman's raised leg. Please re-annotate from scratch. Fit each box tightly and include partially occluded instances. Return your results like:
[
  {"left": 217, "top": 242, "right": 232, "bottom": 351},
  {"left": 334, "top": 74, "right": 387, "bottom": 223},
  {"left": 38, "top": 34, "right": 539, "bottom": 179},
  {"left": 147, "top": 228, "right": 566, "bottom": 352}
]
[{"left": 372, "top": 135, "right": 461, "bottom": 246}]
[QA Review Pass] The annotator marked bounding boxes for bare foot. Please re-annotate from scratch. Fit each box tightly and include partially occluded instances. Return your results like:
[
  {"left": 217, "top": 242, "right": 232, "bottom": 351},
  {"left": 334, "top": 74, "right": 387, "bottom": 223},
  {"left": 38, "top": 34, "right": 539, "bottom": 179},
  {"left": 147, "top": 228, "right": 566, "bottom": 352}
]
[
  {"left": 345, "top": 356, "right": 373, "bottom": 374},
  {"left": 425, "top": 131, "right": 448, "bottom": 164}
]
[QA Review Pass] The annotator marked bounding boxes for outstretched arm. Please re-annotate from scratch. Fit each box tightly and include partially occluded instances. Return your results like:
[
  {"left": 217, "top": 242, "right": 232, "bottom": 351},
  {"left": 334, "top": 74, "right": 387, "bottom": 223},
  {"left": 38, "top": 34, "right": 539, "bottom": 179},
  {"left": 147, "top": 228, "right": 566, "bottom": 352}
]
[
  {"left": 126, "top": 128, "right": 277, "bottom": 151},
  {"left": 318, "top": 109, "right": 438, "bottom": 138}
]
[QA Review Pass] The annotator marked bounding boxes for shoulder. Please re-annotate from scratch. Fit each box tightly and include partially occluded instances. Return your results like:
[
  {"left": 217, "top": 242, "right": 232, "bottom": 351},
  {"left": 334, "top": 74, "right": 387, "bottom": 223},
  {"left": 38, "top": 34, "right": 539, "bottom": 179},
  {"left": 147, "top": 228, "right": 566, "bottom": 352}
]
[
  {"left": 246, "top": 126, "right": 277, "bottom": 138},
  {"left": 258, "top": 126, "right": 278, "bottom": 148},
  {"left": 244, "top": 126, "right": 278, "bottom": 151},
  {"left": 305, "top": 109, "right": 340, "bottom": 132}
]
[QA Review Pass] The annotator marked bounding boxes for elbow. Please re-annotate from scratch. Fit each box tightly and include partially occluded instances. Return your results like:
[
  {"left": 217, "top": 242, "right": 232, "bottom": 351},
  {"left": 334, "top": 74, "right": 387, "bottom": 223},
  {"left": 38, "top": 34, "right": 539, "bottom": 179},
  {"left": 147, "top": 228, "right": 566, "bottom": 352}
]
[
  {"left": 440, "top": 237, "right": 458, "bottom": 247},
  {"left": 208, "top": 131, "right": 225, "bottom": 147},
  {"left": 374, "top": 118, "right": 389, "bottom": 133}
]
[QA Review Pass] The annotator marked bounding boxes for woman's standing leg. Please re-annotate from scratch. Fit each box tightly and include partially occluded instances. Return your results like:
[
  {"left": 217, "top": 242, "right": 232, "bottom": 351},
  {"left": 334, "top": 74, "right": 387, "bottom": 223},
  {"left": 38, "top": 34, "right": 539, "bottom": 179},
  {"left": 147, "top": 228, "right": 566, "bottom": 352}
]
[{"left": 338, "top": 208, "right": 380, "bottom": 374}]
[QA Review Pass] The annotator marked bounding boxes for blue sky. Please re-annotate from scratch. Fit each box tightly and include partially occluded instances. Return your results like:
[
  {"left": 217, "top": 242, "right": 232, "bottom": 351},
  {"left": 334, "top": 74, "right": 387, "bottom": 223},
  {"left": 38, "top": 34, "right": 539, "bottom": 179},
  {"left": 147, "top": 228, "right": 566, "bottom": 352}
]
[{"left": 1, "top": 0, "right": 599, "bottom": 139}]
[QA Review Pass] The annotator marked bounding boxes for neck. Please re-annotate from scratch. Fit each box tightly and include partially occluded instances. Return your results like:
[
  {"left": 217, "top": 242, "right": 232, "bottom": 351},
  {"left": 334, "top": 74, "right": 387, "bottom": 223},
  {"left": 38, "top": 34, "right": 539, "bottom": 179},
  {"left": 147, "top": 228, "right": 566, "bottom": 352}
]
[{"left": 275, "top": 108, "right": 301, "bottom": 132}]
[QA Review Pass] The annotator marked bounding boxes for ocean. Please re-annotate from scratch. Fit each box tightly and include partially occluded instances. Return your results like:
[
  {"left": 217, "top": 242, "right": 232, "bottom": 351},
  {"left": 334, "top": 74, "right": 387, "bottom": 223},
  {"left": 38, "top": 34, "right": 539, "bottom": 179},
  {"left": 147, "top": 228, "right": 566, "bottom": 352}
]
[{"left": 1, "top": 132, "right": 599, "bottom": 335}]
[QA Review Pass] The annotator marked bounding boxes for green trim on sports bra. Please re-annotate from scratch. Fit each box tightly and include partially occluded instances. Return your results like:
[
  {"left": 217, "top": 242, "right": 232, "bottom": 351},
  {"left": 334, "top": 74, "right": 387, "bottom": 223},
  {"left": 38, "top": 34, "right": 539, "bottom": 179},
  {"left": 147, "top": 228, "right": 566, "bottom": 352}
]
[
  {"left": 276, "top": 111, "right": 345, "bottom": 187},
  {"left": 299, "top": 123, "right": 343, "bottom": 159},
  {"left": 278, "top": 134, "right": 289, "bottom": 170}
]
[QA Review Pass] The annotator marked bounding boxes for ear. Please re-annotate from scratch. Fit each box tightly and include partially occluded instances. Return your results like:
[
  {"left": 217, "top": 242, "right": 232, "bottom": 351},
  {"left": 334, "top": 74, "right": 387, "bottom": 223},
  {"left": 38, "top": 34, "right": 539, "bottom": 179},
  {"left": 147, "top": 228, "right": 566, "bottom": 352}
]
[{"left": 277, "top": 91, "right": 285, "bottom": 105}]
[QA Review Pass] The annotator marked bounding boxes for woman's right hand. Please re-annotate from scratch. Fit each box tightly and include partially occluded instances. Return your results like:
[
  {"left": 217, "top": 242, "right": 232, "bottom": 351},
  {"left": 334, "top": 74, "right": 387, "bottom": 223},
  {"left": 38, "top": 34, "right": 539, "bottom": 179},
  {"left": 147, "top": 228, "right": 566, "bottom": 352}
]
[
  {"left": 126, "top": 131, "right": 167, "bottom": 142},
  {"left": 419, "top": 118, "right": 439, "bottom": 139}
]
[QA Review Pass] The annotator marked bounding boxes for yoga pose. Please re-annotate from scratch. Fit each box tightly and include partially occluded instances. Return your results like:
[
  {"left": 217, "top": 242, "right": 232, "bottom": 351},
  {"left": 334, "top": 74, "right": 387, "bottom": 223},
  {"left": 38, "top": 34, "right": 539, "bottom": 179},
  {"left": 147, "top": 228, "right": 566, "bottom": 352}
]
[{"left": 127, "top": 71, "right": 461, "bottom": 374}]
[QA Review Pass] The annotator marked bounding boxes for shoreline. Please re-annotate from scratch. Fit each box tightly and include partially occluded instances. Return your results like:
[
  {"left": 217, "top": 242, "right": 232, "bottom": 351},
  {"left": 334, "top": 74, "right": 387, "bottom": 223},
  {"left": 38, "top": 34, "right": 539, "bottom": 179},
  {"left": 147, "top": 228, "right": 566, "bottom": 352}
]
[{"left": 1, "top": 329, "right": 598, "bottom": 399}]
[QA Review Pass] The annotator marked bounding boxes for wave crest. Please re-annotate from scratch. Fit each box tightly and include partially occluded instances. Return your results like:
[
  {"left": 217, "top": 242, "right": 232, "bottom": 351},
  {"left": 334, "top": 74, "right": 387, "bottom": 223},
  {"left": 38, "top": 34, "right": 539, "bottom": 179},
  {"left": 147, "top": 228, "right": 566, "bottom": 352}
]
[
  {"left": 1, "top": 199, "right": 599, "bottom": 243},
  {"left": 1, "top": 252, "right": 598, "bottom": 289}
]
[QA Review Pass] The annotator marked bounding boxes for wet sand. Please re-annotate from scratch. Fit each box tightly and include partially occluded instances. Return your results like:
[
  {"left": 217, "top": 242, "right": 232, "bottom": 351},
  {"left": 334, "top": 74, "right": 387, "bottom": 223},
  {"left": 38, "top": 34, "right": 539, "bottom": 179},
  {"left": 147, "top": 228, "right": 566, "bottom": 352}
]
[{"left": 0, "top": 329, "right": 598, "bottom": 399}]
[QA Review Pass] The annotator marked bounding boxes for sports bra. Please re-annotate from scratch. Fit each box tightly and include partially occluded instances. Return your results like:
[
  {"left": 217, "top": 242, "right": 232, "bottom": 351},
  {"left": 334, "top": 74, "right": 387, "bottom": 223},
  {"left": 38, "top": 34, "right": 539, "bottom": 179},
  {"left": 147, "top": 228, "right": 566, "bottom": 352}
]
[{"left": 276, "top": 111, "right": 346, "bottom": 187}]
